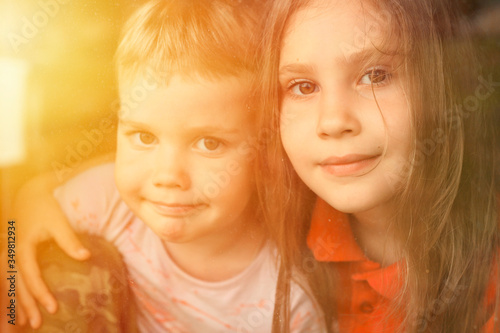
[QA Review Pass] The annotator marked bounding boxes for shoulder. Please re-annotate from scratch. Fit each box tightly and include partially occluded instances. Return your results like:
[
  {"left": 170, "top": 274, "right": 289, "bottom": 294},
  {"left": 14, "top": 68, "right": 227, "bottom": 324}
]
[
  {"left": 54, "top": 163, "right": 117, "bottom": 200},
  {"left": 69, "top": 162, "right": 115, "bottom": 186},
  {"left": 53, "top": 163, "right": 133, "bottom": 233},
  {"left": 287, "top": 271, "right": 328, "bottom": 333},
  {"left": 230, "top": 242, "right": 329, "bottom": 332}
]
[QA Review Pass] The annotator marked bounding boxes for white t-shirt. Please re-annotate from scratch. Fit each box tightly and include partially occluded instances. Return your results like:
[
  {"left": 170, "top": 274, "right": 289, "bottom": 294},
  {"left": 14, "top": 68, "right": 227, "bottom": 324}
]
[{"left": 54, "top": 163, "right": 326, "bottom": 333}]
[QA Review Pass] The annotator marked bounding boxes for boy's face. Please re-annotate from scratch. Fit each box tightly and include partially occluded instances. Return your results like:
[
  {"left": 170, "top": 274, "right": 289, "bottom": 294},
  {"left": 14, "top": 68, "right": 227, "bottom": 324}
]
[{"left": 115, "top": 74, "right": 256, "bottom": 244}]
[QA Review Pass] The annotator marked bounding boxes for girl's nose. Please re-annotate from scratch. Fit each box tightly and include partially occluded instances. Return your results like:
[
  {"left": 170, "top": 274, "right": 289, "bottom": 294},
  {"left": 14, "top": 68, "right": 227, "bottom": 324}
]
[
  {"left": 151, "top": 148, "right": 191, "bottom": 190},
  {"left": 316, "top": 91, "right": 361, "bottom": 139}
]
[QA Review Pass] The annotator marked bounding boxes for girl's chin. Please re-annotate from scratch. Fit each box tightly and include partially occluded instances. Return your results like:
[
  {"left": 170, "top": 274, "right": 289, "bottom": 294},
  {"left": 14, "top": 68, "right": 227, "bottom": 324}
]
[{"left": 321, "top": 195, "right": 380, "bottom": 215}]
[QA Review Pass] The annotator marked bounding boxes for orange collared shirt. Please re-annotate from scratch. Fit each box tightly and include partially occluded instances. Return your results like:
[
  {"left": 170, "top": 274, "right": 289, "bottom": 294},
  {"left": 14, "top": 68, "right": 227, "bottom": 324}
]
[{"left": 307, "top": 198, "right": 498, "bottom": 332}]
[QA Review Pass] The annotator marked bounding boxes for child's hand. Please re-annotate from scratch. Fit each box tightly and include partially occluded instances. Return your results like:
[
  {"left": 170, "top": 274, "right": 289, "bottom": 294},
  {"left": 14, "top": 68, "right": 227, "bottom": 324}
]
[{"left": 15, "top": 176, "right": 91, "bottom": 329}]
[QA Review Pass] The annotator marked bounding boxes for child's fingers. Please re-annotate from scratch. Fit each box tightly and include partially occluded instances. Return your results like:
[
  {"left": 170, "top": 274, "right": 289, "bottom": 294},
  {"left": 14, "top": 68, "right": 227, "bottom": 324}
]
[
  {"left": 52, "top": 225, "right": 91, "bottom": 260},
  {"left": 18, "top": 303, "right": 27, "bottom": 326},
  {"left": 18, "top": 241, "right": 58, "bottom": 314},
  {"left": 18, "top": 275, "right": 43, "bottom": 329}
]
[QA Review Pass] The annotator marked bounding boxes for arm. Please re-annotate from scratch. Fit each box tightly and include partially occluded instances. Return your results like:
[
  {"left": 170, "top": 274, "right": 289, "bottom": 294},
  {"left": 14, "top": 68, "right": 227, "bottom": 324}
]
[{"left": 15, "top": 153, "right": 114, "bottom": 328}]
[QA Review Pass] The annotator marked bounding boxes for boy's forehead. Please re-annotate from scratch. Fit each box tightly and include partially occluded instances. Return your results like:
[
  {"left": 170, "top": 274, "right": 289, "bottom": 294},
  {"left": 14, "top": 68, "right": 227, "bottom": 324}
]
[
  {"left": 117, "top": 72, "right": 255, "bottom": 124},
  {"left": 118, "top": 70, "right": 253, "bottom": 95}
]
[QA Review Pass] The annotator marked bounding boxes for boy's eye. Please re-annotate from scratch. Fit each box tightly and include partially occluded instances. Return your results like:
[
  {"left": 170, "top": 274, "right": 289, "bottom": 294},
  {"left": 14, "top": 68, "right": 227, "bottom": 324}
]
[
  {"left": 195, "top": 137, "right": 222, "bottom": 152},
  {"left": 290, "top": 81, "right": 319, "bottom": 95},
  {"left": 129, "top": 131, "right": 157, "bottom": 146},
  {"left": 359, "top": 68, "right": 391, "bottom": 86},
  {"left": 138, "top": 132, "right": 156, "bottom": 144}
]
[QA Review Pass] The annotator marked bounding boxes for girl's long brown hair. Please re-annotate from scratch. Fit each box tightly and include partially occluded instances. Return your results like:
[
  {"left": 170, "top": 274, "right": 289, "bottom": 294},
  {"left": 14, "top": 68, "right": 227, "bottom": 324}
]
[
  {"left": 258, "top": 0, "right": 499, "bottom": 332},
  {"left": 256, "top": 1, "right": 338, "bottom": 332}
]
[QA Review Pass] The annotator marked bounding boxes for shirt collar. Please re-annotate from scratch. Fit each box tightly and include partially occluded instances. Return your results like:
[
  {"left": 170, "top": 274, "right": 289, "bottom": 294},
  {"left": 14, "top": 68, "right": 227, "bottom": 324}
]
[
  {"left": 307, "top": 197, "right": 403, "bottom": 299},
  {"left": 307, "top": 197, "right": 365, "bottom": 262}
]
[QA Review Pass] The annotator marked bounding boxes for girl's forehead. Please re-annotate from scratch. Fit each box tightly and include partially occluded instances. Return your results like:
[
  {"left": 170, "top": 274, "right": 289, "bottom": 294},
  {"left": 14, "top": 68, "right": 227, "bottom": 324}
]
[
  {"left": 282, "top": 0, "right": 399, "bottom": 57},
  {"left": 286, "top": 0, "right": 389, "bottom": 34}
]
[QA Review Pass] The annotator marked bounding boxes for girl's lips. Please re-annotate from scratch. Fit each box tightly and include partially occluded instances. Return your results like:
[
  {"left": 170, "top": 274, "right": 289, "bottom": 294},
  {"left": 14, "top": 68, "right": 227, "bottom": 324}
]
[
  {"left": 149, "top": 201, "right": 206, "bottom": 217},
  {"left": 319, "top": 154, "right": 381, "bottom": 176}
]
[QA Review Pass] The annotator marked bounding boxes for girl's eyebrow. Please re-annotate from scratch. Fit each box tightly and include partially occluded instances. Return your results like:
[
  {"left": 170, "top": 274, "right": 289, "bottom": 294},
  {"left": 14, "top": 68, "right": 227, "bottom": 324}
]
[
  {"left": 279, "top": 49, "right": 399, "bottom": 78},
  {"left": 342, "top": 48, "right": 400, "bottom": 66},
  {"left": 279, "top": 63, "right": 316, "bottom": 78}
]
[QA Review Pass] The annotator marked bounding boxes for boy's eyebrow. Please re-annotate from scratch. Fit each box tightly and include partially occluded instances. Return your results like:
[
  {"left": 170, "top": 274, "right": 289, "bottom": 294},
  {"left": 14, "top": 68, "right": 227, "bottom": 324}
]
[
  {"left": 186, "top": 126, "right": 241, "bottom": 135},
  {"left": 118, "top": 119, "right": 152, "bottom": 129},
  {"left": 119, "top": 119, "right": 241, "bottom": 135}
]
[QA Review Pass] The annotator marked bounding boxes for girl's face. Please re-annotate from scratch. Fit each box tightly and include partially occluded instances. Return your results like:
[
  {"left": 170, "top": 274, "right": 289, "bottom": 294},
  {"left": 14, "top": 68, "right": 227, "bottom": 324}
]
[{"left": 279, "top": 0, "right": 412, "bottom": 216}]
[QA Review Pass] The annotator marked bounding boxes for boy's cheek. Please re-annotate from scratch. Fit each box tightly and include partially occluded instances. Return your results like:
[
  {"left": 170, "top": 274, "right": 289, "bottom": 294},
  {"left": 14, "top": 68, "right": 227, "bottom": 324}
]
[
  {"left": 226, "top": 159, "right": 242, "bottom": 176},
  {"left": 194, "top": 160, "right": 253, "bottom": 197},
  {"left": 237, "top": 140, "right": 254, "bottom": 156},
  {"left": 114, "top": 158, "right": 144, "bottom": 192},
  {"left": 235, "top": 139, "right": 261, "bottom": 163},
  {"left": 115, "top": 142, "right": 145, "bottom": 164},
  {"left": 114, "top": 166, "right": 131, "bottom": 190}
]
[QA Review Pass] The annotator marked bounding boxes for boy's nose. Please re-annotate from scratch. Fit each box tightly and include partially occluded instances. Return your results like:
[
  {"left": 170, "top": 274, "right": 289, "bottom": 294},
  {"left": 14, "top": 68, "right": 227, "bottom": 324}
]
[
  {"left": 151, "top": 149, "right": 191, "bottom": 190},
  {"left": 316, "top": 91, "right": 361, "bottom": 139}
]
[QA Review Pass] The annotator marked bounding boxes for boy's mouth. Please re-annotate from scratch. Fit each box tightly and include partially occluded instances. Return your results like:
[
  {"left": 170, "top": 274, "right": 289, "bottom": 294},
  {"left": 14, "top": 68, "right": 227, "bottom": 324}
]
[{"left": 149, "top": 200, "right": 207, "bottom": 217}]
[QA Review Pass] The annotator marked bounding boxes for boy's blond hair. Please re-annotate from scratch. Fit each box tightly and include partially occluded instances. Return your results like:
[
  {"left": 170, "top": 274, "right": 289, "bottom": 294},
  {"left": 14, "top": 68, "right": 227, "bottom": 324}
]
[{"left": 115, "top": 0, "right": 261, "bottom": 87}]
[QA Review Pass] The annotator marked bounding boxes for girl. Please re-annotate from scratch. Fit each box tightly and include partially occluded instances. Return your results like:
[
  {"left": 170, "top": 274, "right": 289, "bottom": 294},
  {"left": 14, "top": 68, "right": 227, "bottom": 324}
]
[{"left": 260, "top": 0, "right": 499, "bottom": 332}]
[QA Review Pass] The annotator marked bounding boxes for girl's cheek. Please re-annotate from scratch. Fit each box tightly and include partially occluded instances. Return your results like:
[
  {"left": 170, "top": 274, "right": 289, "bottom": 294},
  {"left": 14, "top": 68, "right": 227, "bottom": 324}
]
[{"left": 280, "top": 104, "right": 302, "bottom": 133}]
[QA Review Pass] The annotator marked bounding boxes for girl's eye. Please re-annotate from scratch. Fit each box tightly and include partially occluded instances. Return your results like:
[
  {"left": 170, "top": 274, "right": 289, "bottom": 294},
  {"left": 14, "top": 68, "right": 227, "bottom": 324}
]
[
  {"left": 359, "top": 68, "right": 391, "bottom": 86},
  {"left": 290, "top": 81, "right": 319, "bottom": 96},
  {"left": 195, "top": 137, "right": 222, "bottom": 152}
]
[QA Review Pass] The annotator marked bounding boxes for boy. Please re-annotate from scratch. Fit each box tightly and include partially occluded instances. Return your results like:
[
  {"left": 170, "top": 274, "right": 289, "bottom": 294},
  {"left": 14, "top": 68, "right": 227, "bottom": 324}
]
[{"left": 16, "top": 0, "right": 326, "bottom": 332}]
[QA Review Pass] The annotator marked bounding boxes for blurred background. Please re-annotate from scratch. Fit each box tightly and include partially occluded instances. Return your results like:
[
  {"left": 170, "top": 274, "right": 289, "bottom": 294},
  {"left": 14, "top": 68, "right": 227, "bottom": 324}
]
[
  {"left": 0, "top": 0, "right": 498, "bottom": 233},
  {"left": 0, "top": 0, "right": 148, "bottom": 224}
]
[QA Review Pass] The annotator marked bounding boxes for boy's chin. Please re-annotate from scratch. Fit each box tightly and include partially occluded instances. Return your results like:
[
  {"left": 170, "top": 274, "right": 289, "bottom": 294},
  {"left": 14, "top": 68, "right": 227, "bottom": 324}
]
[{"left": 156, "top": 225, "right": 186, "bottom": 242}]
